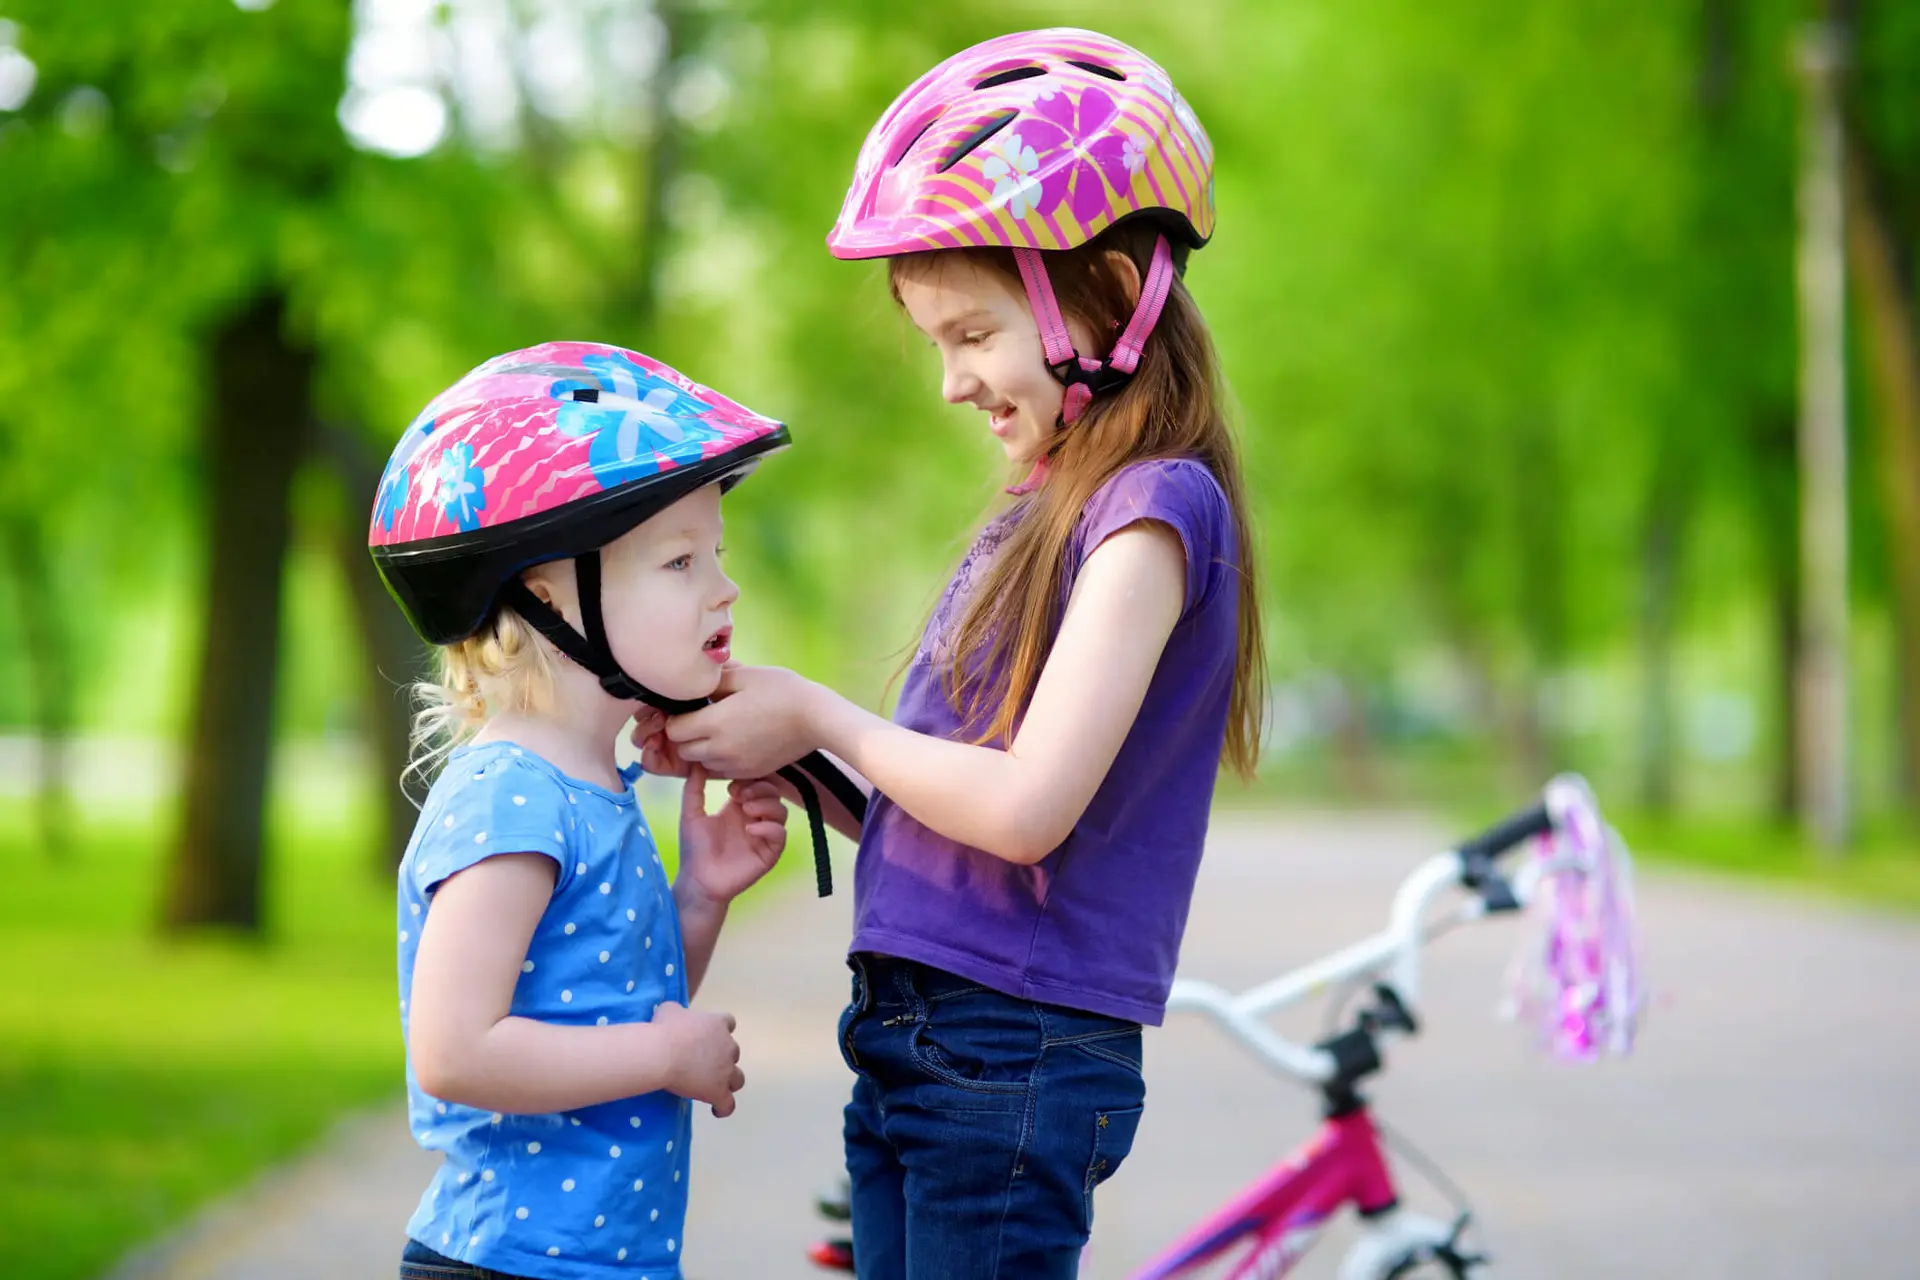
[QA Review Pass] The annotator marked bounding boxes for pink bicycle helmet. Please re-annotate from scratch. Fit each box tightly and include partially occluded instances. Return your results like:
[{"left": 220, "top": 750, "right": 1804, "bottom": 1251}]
[
  {"left": 828, "top": 28, "right": 1215, "bottom": 422},
  {"left": 368, "top": 341, "right": 788, "bottom": 711}
]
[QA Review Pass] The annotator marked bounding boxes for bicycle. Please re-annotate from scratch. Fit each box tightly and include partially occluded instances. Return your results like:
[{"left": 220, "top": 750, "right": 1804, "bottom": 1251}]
[{"left": 808, "top": 774, "right": 1643, "bottom": 1278}]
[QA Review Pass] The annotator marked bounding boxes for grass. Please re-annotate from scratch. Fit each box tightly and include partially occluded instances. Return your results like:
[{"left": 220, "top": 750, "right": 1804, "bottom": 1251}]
[
  {"left": 0, "top": 774, "right": 716, "bottom": 1280},
  {"left": 0, "top": 799, "right": 404, "bottom": 1280},
  {"left": 1612, "top": 811, "right": 1920, "bottom": 913}
]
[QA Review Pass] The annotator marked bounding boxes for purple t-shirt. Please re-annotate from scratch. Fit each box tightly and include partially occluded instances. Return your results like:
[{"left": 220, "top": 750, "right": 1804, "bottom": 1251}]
[{"left": 849, "top": 458, "right": 1239, "bottom": 1026}]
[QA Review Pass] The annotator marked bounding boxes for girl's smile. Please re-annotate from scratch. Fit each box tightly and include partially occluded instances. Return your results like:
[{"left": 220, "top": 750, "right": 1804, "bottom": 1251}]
[{"left": 894, "top": 257, "right": 1099, "bottom": 468}]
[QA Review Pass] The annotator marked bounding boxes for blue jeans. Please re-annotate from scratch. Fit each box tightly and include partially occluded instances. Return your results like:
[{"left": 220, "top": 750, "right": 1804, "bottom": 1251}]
[
  {"left": 838, "top": 954, "right": 1146, "bottom": 1280},
  {"left": 398, "top": 1238, "right": 530, "bottom": 1280}
]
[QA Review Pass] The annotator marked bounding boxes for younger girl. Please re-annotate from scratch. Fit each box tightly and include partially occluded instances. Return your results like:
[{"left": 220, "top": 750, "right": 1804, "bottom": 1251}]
[
  {"left": 656, "top": 29, "right": 1265, "bottom": 1279},
  {"left": 368, "top": 342, "right": 797, "bottom": 1280}
]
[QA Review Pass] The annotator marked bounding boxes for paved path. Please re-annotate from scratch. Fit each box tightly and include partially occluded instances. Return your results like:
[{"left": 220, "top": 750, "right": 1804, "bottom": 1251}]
[{"left": 110, "top": 810, "right": 1920, "bottom": 1278}]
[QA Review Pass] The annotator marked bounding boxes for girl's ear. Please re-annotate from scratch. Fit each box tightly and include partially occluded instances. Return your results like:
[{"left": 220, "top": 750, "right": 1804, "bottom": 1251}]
[
  {"left": 521, "top": 560, "right": 569, "bottom": 611},
  {"left": 1104, "top": 248, "right": 1143, "bottom": 309}
]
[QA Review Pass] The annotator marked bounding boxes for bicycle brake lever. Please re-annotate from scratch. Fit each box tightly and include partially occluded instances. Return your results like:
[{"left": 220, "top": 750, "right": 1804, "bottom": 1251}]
[
  {"left": 1438, "top": 1213, "right": 1489, "bottom": 1273},
  {"left": 1476, "top": 874, "right": 1522, "bottom": 914}
]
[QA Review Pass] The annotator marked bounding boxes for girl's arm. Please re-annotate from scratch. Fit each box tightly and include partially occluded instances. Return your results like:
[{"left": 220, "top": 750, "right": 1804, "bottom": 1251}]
[
  {"left": 408, "top": 853, "right": 745, "bottom": 1116},
  {"left": 673, "top": 767, "right": 789, "bottom": 994},
  {"left": 668, "top": 522, "right": 1186, "bottom": 866},
  {"left": 773, "top": 752, "right": 869, "bottom": 843}
]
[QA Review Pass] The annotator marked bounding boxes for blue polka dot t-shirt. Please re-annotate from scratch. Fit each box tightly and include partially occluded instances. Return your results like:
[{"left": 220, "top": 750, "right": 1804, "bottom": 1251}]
[{"left": 397, "top": 741, "right": 691, "bottom": 1279}]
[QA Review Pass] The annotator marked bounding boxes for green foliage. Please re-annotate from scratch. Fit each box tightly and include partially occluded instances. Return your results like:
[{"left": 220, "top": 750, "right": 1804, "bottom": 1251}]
[{"left": 0, "top": 2, "right": 1918, "bottom": 786}]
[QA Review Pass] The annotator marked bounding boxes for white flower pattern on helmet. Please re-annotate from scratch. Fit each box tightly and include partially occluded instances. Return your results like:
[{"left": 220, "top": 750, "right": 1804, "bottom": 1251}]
[{"left": 981, "top": 129, "right": 1043, "bottom": 219}]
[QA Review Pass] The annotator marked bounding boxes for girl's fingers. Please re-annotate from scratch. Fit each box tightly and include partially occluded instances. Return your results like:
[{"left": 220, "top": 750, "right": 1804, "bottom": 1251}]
[{"left": 680, "top": 764, "right": 710, "bottom": 821}]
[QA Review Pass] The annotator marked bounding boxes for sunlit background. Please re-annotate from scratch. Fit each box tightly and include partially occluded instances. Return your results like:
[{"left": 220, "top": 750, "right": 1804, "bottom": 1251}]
[{"left": 2, "top": 0, "right": 1918, "bottom": 1275}]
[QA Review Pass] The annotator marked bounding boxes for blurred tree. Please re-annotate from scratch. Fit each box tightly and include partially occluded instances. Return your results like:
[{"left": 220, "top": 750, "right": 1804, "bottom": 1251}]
[
  {"left": 1844, "top": 0, "right": 1920, "bottom": 811},
  {"left": 167, "top": 291, "right": 318, "bottom": 930},
  {"left": 4, "top": 0, "right": 1919, "bottom": 909}
]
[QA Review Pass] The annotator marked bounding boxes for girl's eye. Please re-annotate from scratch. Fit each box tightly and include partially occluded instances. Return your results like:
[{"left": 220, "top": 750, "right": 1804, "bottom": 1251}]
[
  {"left": 666, "top": 554, "right": 693, "bottom": 571},
  {"left": 960, "top": 331, "right": 991, "bottom": 347}
]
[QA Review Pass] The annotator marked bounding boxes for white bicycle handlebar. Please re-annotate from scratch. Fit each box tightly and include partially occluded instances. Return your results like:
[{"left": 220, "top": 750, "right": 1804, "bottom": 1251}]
[{"left": 1164, "top": 847, "right": 1546, "bottom": 1085}]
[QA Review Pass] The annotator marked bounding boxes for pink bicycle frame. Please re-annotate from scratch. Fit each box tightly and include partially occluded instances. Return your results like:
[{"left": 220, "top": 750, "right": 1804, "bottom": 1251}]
[{"left": 1126, "top": 1107, "right": 1398, "bottom": 1278}]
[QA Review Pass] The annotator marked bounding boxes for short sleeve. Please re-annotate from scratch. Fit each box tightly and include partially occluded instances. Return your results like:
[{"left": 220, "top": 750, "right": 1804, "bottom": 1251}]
[
  {"left": 1074, "top": 459, "right": 1232, "bottom": 618},
  {"left": 409, "top": 754, "right": 574, "bottom": 897}
]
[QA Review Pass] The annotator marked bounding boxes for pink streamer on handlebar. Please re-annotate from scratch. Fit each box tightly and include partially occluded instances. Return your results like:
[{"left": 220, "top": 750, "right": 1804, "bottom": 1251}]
[{"left": 1504, "top": 775, "right": 1644, "bottom": 1062}]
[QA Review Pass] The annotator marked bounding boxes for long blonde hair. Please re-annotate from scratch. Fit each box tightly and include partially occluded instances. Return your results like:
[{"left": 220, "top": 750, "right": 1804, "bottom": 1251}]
[
  {"left": 404, "top": 604, "right": 558, "bottom": 793},
  {"left": 890, "top": 219, "right": 1267, "bottom": 778}
]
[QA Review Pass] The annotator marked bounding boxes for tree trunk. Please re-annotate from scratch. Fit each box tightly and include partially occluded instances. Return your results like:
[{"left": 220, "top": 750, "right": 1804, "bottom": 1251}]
[
  {"left": 1842, "top": 139, "right": 1920, "bottom": 810},
  {"left": 1637, "top": 468, "right": 1686, "bottom": 814},
  {"left": 1512, "top": 417, "right": 1566, "bottom": 785},
  {"left": 162, "top": 292, "right": 315, "bottom": 932},
  {"left": 618, "top": 0, "right": 692, "bottom": 347},
  {"left": 1, "top": 513, "right": 75, "bottom": 859},
  {"left": 1790, "top": 23, "right": 1852, "bottom": 853},
  {"left": 1757, "top": 411, "right": 1803, "bottom": 825},
  {"left": 313, "top": 421, "right": 432, "bottom": 873},
  {"left": 1329, "top": 675, "right": 1379, "bottom": 802}
]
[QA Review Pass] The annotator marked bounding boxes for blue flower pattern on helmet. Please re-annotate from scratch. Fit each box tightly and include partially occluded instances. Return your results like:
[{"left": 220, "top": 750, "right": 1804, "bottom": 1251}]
[
  {"left": 551, "top": 351, "right": 727, "bottom": 485},
  {"left": 374, "top": 402, "right": 440, "bottom": 532},
  {"left": 433, "top": 441, "right": 486, "bottom": 532}
]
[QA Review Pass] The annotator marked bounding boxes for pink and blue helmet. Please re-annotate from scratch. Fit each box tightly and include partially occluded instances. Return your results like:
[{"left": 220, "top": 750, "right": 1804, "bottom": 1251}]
[
  {"left": 368, "top": 341, "right": 787, "bottom": 658},
  {"left": 368, "top": 342, "right": 858, "bottom": 898}
]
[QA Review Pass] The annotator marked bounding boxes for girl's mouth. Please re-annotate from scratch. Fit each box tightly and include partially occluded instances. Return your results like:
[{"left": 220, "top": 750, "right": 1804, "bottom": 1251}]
[
  {"left": 702, "top": 626, "right": 732, "bottom": 665},
  {"left": 987, "top": 405, "right": 1016, "bottom": 438}
]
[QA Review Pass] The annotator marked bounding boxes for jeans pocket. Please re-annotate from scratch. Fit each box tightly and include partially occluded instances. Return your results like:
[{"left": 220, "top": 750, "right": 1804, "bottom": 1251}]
[
  {"left": 1067, "top": 1025, "right": 1143, "bottom": 1077},
  {"left": 909, "top": 987, "right": 1038, "bottom": 1097},
  {"left": 839, "top": 998, "right": 863, "bottom": 1072},
  {"left": 1084, "top": 1104, "right": 1143, "bottom": 1212}
]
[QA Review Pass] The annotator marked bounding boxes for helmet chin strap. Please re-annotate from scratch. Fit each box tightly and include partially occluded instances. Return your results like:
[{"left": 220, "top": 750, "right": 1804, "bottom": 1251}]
[
  {"left": 499, "top": 553, "right": 705, "bottom": 715},
  {"left": 497, "top": 555, "right": 861, "bottom": 897},
  {"left": 1012, "top": 233, "right": 1177, "bottom": 427}
]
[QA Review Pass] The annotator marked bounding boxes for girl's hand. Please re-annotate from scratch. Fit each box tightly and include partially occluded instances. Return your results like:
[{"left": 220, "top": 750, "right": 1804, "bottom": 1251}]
[
  {"left": 664, "top": 665, "right": 821, "bottom": 779},
  {"left": 676, "top": 764, "right": 787, "bottom": 907},
  {"left": 632, "top": 708, "right": 695, "bottom": 779},
  {"left": 652, "top": 1001, "right": 745, "bottom": 1117}
]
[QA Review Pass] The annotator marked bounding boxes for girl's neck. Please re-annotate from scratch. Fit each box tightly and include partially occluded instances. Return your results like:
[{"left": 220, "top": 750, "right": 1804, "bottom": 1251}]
[
  {"left": 475, "top": 713, "right": 627, "bottom": 792},
  {"left": 475, "top": 677, "right": 634, "bottom": 792}
]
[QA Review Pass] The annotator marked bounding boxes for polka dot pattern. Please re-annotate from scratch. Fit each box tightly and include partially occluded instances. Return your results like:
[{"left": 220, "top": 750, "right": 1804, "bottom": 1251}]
[{"left": 398, "top": 741, "right": 689, "bottom": 1265}]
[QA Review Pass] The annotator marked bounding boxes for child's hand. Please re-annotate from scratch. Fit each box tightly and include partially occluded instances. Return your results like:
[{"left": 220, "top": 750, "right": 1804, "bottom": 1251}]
[
  {"left": 630, "top": 709, "right": 692, "bottom": 779},
  {"left": 664, "top": 665, "right": 821, "bottom": 779},
  {"left": 653, "top": 1001, "right": 745, "bottom": 1117},
  {"left": 676, "top": 764, "right": 787, "bottom": 907}
]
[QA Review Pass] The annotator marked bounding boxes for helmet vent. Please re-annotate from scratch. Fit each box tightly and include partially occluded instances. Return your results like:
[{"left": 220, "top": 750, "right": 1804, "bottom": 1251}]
[
  {"left": 1066, "top": 60, "right": 1126, "bottom": 82},
  {"left": 889, "top": 109, "right": 943, "bottom": 168},
  {"left": 973, "top": 66, "right": 1046, "bottom": 91},
  {"left": 938, "top": 111, "right": 1017, "bottom": 173},
  {"left": 568, "top": 387, "right": 601, "bottom": 403}
]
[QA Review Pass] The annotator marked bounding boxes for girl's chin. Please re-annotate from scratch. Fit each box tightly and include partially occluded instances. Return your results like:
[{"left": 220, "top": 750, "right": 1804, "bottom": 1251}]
[{"left": 624, "top": 664, "right": 723, "bottom": 707}]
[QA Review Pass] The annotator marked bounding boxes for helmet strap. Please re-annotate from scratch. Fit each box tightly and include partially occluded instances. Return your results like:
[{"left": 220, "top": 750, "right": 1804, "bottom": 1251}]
[
  {"left": 498, "top": 555, "right": 706, "bottom": 716},
  {"left": 1012, "top": 233, "right": 1177, "bottom": 426},
  {"left": 500, "top": 558, "right": 853, "bottom": 900}
]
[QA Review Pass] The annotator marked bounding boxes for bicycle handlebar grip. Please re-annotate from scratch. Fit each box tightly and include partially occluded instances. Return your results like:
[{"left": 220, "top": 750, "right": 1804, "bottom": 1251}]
[{"left": 1455, "top": 800, "right": 1553, "bottom": 863}]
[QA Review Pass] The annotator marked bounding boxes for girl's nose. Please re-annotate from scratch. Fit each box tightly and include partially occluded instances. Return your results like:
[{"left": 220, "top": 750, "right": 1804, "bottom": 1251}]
[{"left": 941, "top": 354, "right": 980, "bottom": 406}]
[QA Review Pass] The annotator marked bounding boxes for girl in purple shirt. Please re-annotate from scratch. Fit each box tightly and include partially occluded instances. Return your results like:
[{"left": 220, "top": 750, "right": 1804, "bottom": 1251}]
[{"left": 652, "top": 29, "right": 1268, "bottom": 1279}]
